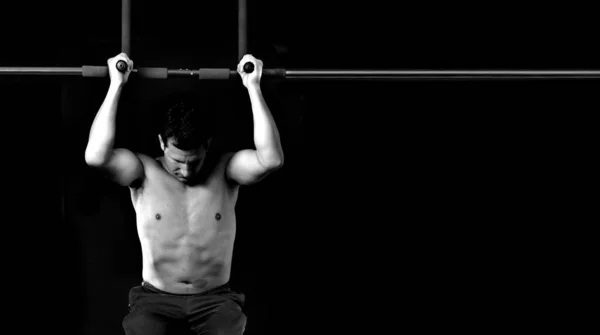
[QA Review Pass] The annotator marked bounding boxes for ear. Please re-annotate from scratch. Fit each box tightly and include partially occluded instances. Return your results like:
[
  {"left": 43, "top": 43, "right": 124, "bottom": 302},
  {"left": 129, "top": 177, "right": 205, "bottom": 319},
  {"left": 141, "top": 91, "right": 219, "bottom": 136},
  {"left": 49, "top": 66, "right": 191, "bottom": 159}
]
[{"left": 158, "top": 134, "right": 166, "bottom": 151}]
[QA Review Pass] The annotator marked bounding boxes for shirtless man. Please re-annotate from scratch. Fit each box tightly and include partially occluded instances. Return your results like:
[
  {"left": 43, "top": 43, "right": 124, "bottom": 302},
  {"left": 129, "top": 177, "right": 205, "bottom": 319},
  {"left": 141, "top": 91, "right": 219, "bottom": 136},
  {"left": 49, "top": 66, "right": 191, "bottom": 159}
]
[{"left": 84, "top": 53, "right": 284, "bottom": 335}]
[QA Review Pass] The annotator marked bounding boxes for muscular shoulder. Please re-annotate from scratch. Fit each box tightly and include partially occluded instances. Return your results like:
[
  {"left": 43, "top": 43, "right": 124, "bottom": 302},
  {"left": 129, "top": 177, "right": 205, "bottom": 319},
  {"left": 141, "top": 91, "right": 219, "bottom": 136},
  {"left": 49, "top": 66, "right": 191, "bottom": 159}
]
[{"left": 136, "top": 153, "right": 161, "bottom": 167}]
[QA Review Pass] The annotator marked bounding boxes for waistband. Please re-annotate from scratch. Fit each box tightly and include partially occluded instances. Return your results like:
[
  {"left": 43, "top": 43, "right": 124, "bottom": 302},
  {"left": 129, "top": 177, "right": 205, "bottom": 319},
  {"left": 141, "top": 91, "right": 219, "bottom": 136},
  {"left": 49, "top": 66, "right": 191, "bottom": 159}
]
[{"left": 141, "top": 280, "right": 231, "bottom": 296}]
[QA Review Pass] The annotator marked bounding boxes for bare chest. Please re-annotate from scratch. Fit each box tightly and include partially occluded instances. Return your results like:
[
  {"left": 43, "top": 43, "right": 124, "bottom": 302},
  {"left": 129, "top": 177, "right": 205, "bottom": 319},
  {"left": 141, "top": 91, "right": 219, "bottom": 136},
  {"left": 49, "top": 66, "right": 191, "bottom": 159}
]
[{"left": 132, "top": 173, "right": 238, "bottom": 243}]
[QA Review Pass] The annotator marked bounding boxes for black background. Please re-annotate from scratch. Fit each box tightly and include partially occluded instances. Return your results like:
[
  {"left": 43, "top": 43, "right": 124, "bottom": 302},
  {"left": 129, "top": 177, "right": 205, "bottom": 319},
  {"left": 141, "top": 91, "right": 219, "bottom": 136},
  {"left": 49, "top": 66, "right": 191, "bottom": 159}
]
[{"left": 1, "top": 0, "right": 596, "bottom": 334}]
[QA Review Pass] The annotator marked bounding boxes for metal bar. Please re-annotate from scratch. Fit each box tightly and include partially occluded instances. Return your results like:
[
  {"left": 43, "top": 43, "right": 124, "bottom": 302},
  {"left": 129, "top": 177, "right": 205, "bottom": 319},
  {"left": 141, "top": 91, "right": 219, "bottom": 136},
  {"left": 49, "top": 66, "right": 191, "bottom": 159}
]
[
  {"left": 0, "top": 67, "right": 84, "bottom": 75},
  {"left": 238, "top": 0, "right": 247, "bottom": 60},
  {"left": 122, "top": 0, "right": 131, "bottom": 56},
  {"left": 2, "top": 67, "right": 600, "bottom": 80},
  {"left": 285, "top": 70, "right": 600, "bottom": 80},
  {"left": 168, "top": 69, "right": 238, "bottom": 79}
]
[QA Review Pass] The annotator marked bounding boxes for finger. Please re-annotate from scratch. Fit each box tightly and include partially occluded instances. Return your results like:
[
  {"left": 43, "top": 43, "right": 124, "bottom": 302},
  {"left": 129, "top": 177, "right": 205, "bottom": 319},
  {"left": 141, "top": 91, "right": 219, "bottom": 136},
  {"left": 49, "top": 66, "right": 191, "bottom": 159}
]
[
  {"left": 238, "top": 57, "right": 247, "bottom": 72},
  {"left": 114, "top": 55, "right": 125, "bottom": 64},
  {"left": 250, "top": 61, "right": 261, "bottom": 75},
  {"left": 241, "top": 54, "right": 255, "bottom": 64},
  {"left": 118, "top": 52, "right": 130, "bottom": 61},
  {"left": 239, "top": 61, "right": 250, "bottom": 74}
]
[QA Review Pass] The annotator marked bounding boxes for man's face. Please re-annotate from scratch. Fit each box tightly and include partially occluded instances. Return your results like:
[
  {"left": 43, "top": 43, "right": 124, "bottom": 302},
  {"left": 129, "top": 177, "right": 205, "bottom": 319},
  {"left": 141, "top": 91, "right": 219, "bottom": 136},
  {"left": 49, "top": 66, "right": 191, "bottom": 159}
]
[{"left": 159, "top": 136, "right": 209, "bottom": 183}]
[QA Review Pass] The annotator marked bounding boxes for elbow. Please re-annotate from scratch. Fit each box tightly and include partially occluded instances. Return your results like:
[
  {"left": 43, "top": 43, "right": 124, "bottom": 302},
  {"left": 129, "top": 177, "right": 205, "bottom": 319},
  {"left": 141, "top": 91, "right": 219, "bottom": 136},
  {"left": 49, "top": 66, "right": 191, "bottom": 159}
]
[
  {"left": 84, "top": 148, "right": 108, "bottom": 167},
  {"left": 258, "top": 151, "right": 284, "bottom": 171},
  {"left": 84, "top": 155, "right": 103, "bottom": 168},
  {"left": 268, "top": 153, "right": 284, "bottom": 170},
  {"left": 266, "top": 157, "right": 284, "bottom": 170}
]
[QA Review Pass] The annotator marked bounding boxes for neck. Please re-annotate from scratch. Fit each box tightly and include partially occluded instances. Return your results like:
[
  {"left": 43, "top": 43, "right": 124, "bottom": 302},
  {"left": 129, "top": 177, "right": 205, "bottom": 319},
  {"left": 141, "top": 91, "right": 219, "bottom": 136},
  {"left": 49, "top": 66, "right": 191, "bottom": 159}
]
[{"left": 157, "top": 156, "right": 213, "bottom": 187}]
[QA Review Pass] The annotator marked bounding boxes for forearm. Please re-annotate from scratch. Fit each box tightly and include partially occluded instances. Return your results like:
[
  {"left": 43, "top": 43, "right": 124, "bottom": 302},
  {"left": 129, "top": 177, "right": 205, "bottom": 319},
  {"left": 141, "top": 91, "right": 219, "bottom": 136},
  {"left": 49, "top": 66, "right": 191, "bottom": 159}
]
[
  {"left": 85, "top": 83, "right": 123, "bottom": 164},
  {"left": 247, "top": 86, "right": 284, "bottom": 167}
]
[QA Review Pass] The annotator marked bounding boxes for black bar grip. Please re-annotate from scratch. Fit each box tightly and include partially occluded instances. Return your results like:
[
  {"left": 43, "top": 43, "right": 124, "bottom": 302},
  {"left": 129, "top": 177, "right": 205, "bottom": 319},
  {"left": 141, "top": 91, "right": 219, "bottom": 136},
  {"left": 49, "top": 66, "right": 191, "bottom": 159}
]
[
  {"left": 197, "top": 69, "right": 230, "bottom": 80},
  {"left": 82, "top": 66, "right": 108, "bottom": 77},
  {"left": 243, "top": 62, "right": 254, "bottom": 73},
  {"left": 263, "top": 68, "right": 286, "bottom": 78},
  {"left": 116, "top": 60, "right": 128, "bottom": 72},
  {"left": 137, "top": 67, "right": 167, "bottom": 79},
  {"left": 241, "top": 63, "right": 285, "bottom": 78}
]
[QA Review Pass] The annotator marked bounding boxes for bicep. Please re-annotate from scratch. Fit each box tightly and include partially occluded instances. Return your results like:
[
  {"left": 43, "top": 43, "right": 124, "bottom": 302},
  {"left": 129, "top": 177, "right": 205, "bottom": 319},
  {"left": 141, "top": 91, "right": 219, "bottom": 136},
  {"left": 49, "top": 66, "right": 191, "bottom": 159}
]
[
  {"left": 225, "top": 149, "right": 272, "bottom": 185},
  {"left": 97, "top": 148, "right": 145, "bottom": 187}
]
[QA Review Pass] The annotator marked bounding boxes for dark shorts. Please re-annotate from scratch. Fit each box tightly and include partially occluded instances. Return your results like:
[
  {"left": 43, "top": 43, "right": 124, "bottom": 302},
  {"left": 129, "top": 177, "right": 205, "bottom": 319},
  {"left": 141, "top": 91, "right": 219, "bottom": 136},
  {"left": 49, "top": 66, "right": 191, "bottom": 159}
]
[{"left": 122, "top": 281, "right": 247, "bottom": 335}]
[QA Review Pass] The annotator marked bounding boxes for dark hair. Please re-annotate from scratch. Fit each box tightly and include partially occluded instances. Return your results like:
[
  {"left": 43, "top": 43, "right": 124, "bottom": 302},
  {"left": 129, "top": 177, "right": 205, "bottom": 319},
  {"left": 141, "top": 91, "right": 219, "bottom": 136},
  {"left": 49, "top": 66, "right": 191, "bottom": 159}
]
[{"left": 159, "top": 95, "right": 216, "bottom": 151}]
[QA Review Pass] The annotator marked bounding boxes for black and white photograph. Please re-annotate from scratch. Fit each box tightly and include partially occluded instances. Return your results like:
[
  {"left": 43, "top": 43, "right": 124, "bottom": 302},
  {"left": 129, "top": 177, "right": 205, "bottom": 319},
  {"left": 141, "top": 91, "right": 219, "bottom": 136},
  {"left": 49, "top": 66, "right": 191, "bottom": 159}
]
[{"left": 0, "top": 0, "right": 595, "bottom": 334}]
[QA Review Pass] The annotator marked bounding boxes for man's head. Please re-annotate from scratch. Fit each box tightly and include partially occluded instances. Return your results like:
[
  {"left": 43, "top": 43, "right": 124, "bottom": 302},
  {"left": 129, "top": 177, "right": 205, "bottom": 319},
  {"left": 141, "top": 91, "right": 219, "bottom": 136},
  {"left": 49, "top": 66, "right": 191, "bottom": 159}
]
[{"left": 158, "top": 98, "right": 216, "bottom": 183}]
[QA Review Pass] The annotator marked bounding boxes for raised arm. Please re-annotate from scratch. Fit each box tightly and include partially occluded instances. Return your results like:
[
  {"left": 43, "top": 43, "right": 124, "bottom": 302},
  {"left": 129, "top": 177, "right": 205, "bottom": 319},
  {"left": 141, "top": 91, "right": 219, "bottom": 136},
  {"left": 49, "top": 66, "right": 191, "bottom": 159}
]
[
  {"left": 226, "top": 54, "right": 284, "bottom": 185},
  {"left": 84, "top": 53, "right": 144, "bottom": 188}
]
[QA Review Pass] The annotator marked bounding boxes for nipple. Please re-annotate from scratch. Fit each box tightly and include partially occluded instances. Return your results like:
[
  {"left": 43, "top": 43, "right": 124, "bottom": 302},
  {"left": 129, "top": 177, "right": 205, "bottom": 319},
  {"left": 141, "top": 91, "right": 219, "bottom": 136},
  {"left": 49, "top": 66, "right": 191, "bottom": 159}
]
[
  {"left": 156, "top": 213, "right": 161, "bottom": 220},
  {"left": 215, "top": 213, "right": 221, "bottom": 220}
]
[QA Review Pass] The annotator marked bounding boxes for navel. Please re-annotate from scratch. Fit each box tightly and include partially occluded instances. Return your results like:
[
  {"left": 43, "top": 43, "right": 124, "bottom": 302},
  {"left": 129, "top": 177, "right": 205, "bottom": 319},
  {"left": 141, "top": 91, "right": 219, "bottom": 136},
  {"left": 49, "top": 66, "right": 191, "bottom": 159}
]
[
  {"left": 215, "top": 213, "right": 221, "bottom": 221},
  {"left": 155, "top": 213, "right": 161, "bottom": 220}
]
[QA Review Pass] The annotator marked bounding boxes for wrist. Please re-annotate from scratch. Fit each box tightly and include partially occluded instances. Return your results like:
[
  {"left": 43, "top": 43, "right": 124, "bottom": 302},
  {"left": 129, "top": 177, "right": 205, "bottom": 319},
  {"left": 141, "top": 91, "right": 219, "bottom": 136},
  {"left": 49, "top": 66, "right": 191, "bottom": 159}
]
[
  {"left": 109, "top": 82, "right": 125, "bottom": 93},
  {"left": 247, "top": 84, "right": 261, "bottom": 94}
]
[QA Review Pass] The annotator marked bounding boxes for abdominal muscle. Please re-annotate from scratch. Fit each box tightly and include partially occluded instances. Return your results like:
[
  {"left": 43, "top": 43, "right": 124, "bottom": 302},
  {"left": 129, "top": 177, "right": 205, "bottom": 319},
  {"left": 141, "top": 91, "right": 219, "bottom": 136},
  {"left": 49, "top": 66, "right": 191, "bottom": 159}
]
[{"left": 139, "top": 225, "right": 236, "bottom": 294}]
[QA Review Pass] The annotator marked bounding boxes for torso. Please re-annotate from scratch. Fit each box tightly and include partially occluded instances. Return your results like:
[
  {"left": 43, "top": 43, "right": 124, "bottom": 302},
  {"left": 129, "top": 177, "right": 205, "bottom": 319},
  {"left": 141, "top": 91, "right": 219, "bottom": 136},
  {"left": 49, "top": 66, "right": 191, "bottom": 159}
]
[{"left": 130, "top": 153, "right": 239, "bottom": 294}]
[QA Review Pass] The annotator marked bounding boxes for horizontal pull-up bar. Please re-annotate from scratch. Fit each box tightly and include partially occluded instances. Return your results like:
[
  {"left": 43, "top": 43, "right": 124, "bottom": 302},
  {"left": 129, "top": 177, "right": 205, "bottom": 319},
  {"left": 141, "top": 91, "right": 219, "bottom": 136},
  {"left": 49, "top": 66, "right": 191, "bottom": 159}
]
[
  {"left": 285, "top": 70, "right": 600, "bottom": 80},
  {"left": 1, "top": 66, "right": 600, "bottom": 80},
  {"left": 0, "top": 66, "right": 285, "bottom": 79}
]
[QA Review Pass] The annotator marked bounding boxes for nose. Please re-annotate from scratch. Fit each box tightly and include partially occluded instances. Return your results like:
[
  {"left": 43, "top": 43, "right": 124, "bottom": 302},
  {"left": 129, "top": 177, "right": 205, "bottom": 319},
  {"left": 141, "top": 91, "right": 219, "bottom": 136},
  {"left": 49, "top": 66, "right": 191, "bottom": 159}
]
[{"left": 180, "top": 166, "right": 190, "bottom": 178}]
